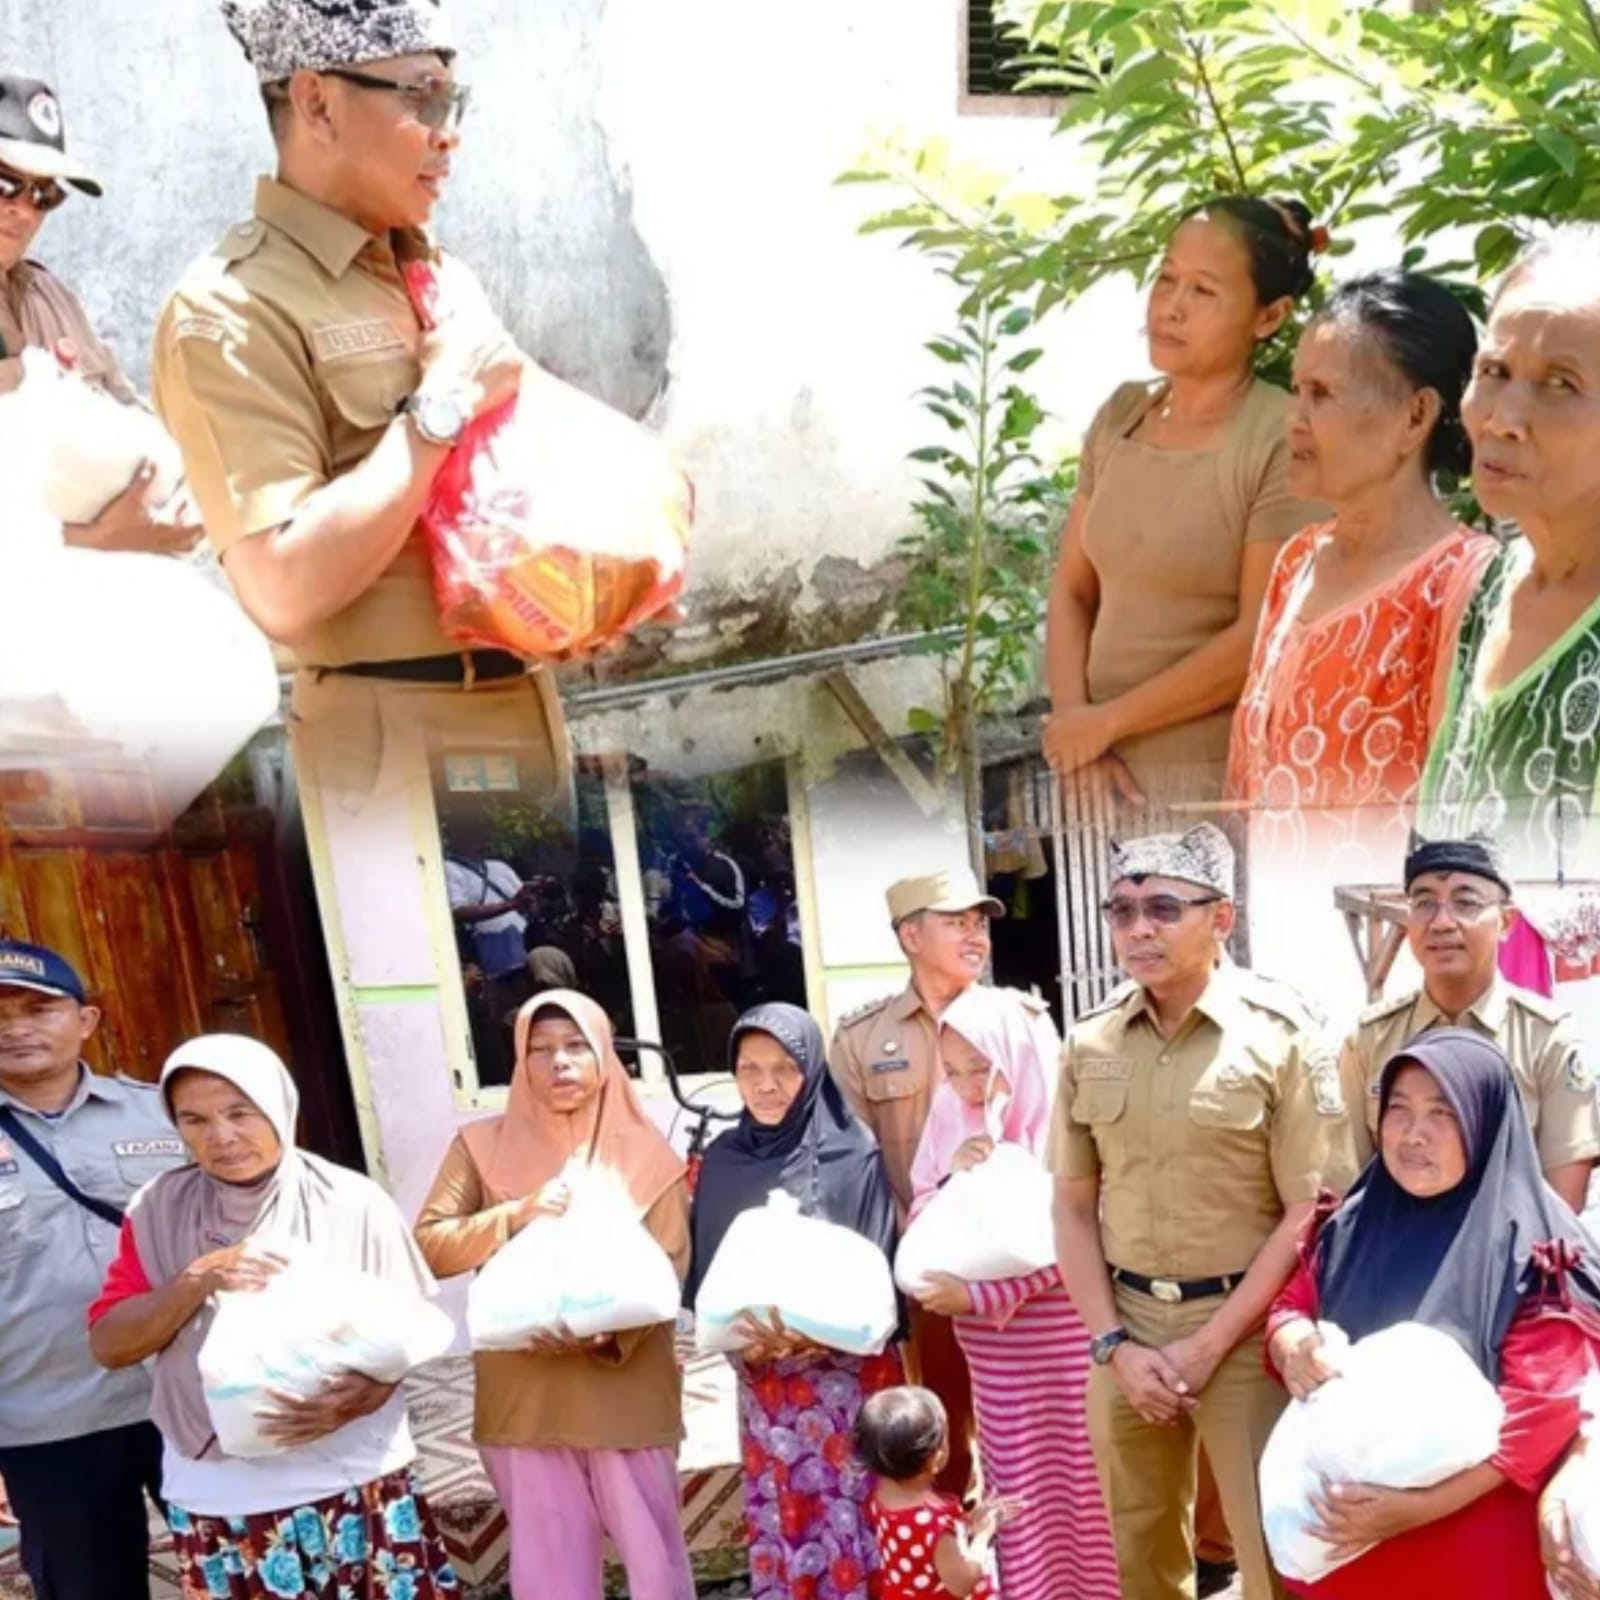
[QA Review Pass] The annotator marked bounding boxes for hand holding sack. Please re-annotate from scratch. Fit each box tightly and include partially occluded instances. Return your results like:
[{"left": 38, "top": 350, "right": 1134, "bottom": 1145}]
[
  {"left": 895, "top": 1142, "right": 1055, "bottom": 1295},
  {"left": 466, "top": 1165, "right": 681, "bottom": 1349},
  {"left": 0, "top": 346, "right": 184, "bottom": 523},
  {"left": 1551, "top": 1373, "right": 1600, "bottom": 1597},
  {"left": 405, "top": 262, "right": 693, "bottom": 661},
  {"left": 1260, "top": 1321, "right": 1505, "bottom": 1584},
  {"left": 694, "top": 1190, "right": 898, "bottom": 1357},
  {"left": 198, "top": 1260, "right": 454, "bottom": 1459}
]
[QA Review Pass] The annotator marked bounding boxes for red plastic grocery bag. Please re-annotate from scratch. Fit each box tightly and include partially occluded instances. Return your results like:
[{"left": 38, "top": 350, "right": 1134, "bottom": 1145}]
[{"left": 406, "top": 263, "right": 692, "bottom": 659}]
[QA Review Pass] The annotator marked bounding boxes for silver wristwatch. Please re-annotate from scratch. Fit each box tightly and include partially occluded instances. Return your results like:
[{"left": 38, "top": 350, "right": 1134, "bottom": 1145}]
[
  {"left": 398, "top": 387, "right": 469, "bottom": 447},
  {"left": 1090, "top": 1326, "right": 1132, "bottom": 1366}
]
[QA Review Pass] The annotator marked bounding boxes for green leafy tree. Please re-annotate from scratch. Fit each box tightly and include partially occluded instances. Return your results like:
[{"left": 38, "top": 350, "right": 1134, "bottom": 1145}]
[{"left": 843, "top": 0, "right": 1600, "bottom": 751}]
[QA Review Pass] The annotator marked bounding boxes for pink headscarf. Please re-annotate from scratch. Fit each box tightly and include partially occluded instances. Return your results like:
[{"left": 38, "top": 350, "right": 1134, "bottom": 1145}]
[{"left": 909, "top": 986, "right": 1057, "bottom": 1217}]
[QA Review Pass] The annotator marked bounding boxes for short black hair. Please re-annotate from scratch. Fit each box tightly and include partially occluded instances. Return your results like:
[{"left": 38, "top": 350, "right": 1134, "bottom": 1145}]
[
  {"left": 1313, "top": 271, "right": 1479, "bottom": 478},
  {"left": 1179, "top": 195, "right": 1317, "bottom": 305},
  {"left": 854, "top": 1386, "right": 947, "bottom": 1482},
  {"left": 261, "top": 79, "right": 292, "bottom": 140}
]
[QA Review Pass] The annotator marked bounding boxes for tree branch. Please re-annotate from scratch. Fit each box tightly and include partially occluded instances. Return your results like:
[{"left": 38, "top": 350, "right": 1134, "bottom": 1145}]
[{"left": 1184, "top": 30, "right": 1249, "bottom": 191}]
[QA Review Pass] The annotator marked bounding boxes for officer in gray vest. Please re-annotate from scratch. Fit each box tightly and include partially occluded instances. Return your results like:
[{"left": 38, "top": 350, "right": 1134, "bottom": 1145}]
[{"left": 0, "top": 940, "right": 185, "bottom": 1600}]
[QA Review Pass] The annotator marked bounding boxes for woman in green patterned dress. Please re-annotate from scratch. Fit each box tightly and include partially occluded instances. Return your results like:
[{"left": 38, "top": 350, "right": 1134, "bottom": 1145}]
[{"left": 1420, "top": 226, "right": 1600, "bottom": 873}]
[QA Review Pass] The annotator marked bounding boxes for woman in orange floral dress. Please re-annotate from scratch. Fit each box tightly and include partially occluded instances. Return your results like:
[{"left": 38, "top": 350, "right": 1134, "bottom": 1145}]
[{"left": 1227, "top": 271, "right": 1495, "bottom": 862}]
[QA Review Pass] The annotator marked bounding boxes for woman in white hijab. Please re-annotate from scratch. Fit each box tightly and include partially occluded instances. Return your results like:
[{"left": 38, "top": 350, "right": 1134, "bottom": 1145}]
[{"left": 88, "top": 1035, "right": 460, "bottom": 1600}]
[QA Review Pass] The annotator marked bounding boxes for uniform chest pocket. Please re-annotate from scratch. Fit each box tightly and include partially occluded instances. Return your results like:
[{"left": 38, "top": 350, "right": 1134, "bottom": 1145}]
[
  {"left": 114, "top": 1150, "right": 182, "bottom": 1193},
  {"left": 0, "top": 1184, "right": 45, "bottom": 1263},
  {"left": 1188, "top": 1086, "right": 1267, "bottom": 1131},
  {"left": 1071, "top": 1081, "right": 1129, "bottom": 1125},
  {"left": 861, "top": 1065, "right": 923, "bottom": 1109},
  {"left": 321, "top": 353, "right": 420, "bottom": 434}
]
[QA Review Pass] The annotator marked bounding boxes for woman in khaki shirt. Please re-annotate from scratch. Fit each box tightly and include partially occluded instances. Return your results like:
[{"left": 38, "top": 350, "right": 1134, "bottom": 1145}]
[
  {"left": 416, "top": 990, "right": 695, "bottom": 1600},
  {"left": 1044, "top": 196, "right": 1324, "bottom": 818}
]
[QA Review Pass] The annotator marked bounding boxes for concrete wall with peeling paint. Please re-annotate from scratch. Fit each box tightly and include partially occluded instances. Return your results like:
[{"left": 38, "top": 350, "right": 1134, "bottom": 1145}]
[{"left": 0, "top": 0, "right": 1144, "bottom": 674}]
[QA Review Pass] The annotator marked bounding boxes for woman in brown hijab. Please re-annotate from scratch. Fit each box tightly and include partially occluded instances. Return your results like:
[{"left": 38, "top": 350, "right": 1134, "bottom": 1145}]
[{"left": 415, "top": 990, "right": 694, "bottom": 1600}]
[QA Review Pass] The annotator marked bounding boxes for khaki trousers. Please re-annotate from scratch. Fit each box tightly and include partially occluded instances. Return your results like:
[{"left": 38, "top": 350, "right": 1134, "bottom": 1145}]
[
  {"left": 1087, "top": 1288, "right": 1287, "bottom": 1600},
  {"left": 290, "top": 665, "right": 570, "bottom": 819}
]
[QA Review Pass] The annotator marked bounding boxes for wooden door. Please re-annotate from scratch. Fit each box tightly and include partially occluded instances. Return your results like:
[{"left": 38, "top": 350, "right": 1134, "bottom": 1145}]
[{"left": 0, "top": 760, "right": 360, "bottom": 1164}]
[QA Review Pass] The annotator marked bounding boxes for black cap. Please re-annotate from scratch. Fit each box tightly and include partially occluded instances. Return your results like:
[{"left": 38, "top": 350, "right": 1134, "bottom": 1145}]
[
  {"left": 0, "top": 77, "right": 101, "bottom": 197},
  {"left": 1403, "top": 832, "right": 1512, "bottom": 897},
  {"left": 0, "top": 939, "right": 87, "bottom": 1002}
]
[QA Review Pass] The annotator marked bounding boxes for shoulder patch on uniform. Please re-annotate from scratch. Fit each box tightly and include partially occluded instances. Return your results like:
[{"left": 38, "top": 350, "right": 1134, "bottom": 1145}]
[
  {"left": 1003, "top": 987, "right": 1050, "bottom": 1015},
  {"left": 1358, "top": 990, "right": 1415, "bottom": 1027},
  {"left": 837, "top": 996, "right": 891, "bottom": 1029},
  {"left": 1071, "top": 980, "right": 1139, "bottom": 1026},
  {"left": 1564, "top": 1048, "right": 1595, "bottom": 1093},
  {"left": 1507, "top": 984, "right": 1566, "bottom": 1025},
  {"left": 172, "top": 313, "right": 227, "bottom": 344},
  {"left": 1238, "top": 970, "right": 1325, "bottom": 1029},
  {"left": 215, "top": 219, "right": 268, "bottom": 265},
  {"left": 1308, "top": 1049, "right": 1346, "bottom": 1117}
]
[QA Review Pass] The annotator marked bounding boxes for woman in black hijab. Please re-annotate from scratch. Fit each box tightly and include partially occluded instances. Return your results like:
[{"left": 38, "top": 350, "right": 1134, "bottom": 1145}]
[
  {"left": 1263, "top": 1030, "right": 1600, "bottom": 1599},
  {"left": 687, "top": 1003, "right": 902, "bottom": 1600}
]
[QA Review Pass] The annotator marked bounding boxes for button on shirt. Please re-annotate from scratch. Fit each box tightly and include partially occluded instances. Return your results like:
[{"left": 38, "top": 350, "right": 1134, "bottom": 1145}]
[
  {"left": 151, "top": 176, "right": 470, "bottom": 669},
  {"left": 1048, "top": 964, "right": 1358, "bottom": 1280},
  {"left": 1338, "top": 975, "right": 1600, "bottom": 1173},
  {"left": 0, "top": 1070, "right": 186, "bottom": 1446}
]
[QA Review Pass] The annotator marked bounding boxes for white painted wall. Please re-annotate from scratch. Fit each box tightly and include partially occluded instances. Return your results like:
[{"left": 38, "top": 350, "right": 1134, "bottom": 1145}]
[{"left": 0, "top": 0, "right": 1142, "bottom": 628}]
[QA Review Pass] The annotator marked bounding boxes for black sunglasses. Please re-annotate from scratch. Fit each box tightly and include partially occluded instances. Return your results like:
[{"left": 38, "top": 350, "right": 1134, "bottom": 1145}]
[
  {"left": 1101, "top": 893, "right": 1221, "bottom": 930},
  {"left": 322, "top": 69, "right": 471, "bottom": 133},
  {"left": 0, "top": 167, "right": 67, "bottom": 212}
]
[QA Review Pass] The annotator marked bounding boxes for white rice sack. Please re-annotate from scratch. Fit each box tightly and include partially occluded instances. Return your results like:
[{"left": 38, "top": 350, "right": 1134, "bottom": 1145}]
[
  {"left": 200, "top": 1263, "right": 454, "bottom": 1459},
  {"left": 895, "top": 1141, "right": 1055, "bottom": 1294},
  {"left": 1551, "top": 1373, "right": 1600, "bottom": 1597},
  {"left": 0, "top": 346, "right": 183, "bottom": 522},
  {"left": 467, "top": 1165, "right": 681, "bottom": 1350},
  {"left": 695, "top": 1189, "right": 897, "bottom": 1357},
  {"left": 1261, "top": 1321, "right": 1504, "bottom": 1585}
]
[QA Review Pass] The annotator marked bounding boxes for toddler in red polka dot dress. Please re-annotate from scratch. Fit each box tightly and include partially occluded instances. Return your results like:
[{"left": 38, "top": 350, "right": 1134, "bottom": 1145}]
[{"left": 856, "top": 1386, "right": 1020, "bottom": 1599}]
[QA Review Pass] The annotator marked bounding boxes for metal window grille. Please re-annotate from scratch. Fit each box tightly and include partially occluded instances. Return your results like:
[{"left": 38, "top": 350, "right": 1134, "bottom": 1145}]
[{"left": 965, "top": 0, "right": 1083, "bottom": 98}]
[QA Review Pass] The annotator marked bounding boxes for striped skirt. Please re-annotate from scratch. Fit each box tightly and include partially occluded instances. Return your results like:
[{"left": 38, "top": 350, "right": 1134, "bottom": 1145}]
[{"left": 956, "top": 1279, "right": 1121, "bottom": 1600}]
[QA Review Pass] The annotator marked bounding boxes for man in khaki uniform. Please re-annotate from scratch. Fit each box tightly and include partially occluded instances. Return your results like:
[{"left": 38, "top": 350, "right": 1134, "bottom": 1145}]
[
  {"left": 152, "top": 0, "right": 566, "bottom": 817},
  {"left": 1339, "top": 834, "right": 1598, "bottom": 1212},
  {"left": 1052, "top": 826, "right": 1358, "bottom": 1600},
  {"left": 0, "top": 74, "right": 199, "bottom": 555},
  {"left": 830, "top": 866, "right": 1055, "bottom": 1497}
]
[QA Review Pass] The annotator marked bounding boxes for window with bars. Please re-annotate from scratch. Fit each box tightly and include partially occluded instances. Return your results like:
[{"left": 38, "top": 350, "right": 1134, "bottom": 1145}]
[{"left": 963, "top": 0, "right": 1095, "bottom": 101}]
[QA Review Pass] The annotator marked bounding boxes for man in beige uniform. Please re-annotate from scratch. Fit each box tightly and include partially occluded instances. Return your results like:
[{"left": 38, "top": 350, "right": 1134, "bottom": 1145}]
[
  {"left": 1340, "top": 834, "right": 1598, "bottom": 1212},
  {"left": 0, "top": 74, "right": 198, "bottom": 555},
  {"left": 830, "top": 866, "right": 1050, "bottom": 1497},
  {"left": 1052, "top": 826, "right": 1357, "bottom": 1600},
  {"left": 153, "top": 0, "right": 566, "bottom": 816}
]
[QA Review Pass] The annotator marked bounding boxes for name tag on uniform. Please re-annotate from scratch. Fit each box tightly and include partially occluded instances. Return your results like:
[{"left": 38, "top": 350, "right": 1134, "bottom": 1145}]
[
  {"left": 112, "top": 1139, "right": 185, "bottom": 1158},
  {"left": 311, "top": 319, "right": 408, "bottom": 363},
  {"left": 0, "top": 1136, "right": 17, "bottom": 1177},
  {"left": 870, "top": 1045, "right": 910, "bottom": 1075},
  {"left": 1076, "top": 1058, "right": 1134, "bottom": 1082}
]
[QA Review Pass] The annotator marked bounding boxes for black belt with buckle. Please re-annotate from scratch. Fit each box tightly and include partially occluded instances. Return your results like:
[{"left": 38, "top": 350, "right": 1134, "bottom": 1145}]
[
  {"left": 328, "top": 650, "right": 527, "bottom": 686},
  {"left": 1110, "top": 1266, "right": 1246, "bottom": 1304}
]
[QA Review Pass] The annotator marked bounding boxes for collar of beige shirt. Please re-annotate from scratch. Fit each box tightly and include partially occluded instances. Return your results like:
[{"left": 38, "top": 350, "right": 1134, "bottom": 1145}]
[
  {"left": 254, "top": 175, "right": 433, "bottom": 278},
  {"left": 1119, "top": 957, "right": 1241, "bottom": 1038},
  {"left": 1414, "top": 972, "right": 1508, "bottom": 1033}
]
